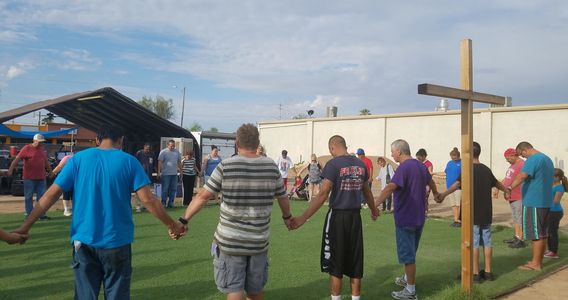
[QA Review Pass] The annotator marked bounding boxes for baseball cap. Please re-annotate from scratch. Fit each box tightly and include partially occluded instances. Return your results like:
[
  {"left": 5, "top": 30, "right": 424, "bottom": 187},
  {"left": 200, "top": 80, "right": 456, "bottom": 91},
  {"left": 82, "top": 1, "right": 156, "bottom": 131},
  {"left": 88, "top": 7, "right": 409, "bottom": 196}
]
[
  {"left": 503, "top": 148, "right": 517, "bottom": 157},
  {"left": 33, "top": 134, "right": 46, "bottom": 142},
  {"left": 356, "top": 148, "right": 365, "bottom": 155}
]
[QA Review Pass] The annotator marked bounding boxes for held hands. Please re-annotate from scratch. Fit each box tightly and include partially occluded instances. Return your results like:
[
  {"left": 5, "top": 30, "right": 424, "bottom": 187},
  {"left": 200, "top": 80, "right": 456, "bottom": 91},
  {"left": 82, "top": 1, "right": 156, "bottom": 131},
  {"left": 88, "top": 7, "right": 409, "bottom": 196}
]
[
  {"left": 370, "top": 207, "right": 379, "bottom": 221},
  {"left": 503, "top": 188, "right": 512, "bottom": 201},
  {"left": 5, "top": 232, "right": 28, "bottom": 245},
  {"left": 434, "top": 192, "right": 446, "bottom": 203},
  {"left": 289, "top": 215, "right": 307, "bottom": 230},
  {"left": 168, "top": 222, "right": 187, "bottom": 240}
]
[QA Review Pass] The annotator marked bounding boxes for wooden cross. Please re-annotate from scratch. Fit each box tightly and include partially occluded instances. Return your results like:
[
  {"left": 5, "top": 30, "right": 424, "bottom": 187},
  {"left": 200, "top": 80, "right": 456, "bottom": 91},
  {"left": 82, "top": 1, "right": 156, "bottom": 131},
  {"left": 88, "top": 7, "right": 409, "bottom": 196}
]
[{"left": 417, "top": 39, "right": 506, "bottom": 293}]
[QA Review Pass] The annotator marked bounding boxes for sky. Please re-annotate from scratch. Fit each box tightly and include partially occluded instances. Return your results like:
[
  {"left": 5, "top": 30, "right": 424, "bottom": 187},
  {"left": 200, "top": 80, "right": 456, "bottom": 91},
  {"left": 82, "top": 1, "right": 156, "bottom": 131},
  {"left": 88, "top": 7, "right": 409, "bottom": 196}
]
[{"left": 1, "top": 1, "right": 567, "bottom": 132}]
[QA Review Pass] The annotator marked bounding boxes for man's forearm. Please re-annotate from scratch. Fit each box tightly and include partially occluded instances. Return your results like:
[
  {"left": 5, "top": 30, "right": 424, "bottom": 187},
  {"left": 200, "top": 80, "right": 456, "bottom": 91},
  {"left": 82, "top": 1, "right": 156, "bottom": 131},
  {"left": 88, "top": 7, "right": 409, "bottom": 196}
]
[
  {"left": 137, "top": 187, "right": 176, "bottom": 228},
  {"left": 19, "top": 185, "right": 63, "bottom": 232},
  {"left": 301, "top": 192, "right": 328, "bottom": 220},
  {"left": 183, "top": 189, "right": 212, "bottom": 221},
  {"left": 375, "top": 184, "right": 396, "bottom": 207},
  {"left": 277, "top": 196, "right": 291, "bottom": 217},
  {"left": 428, "top": 179, "right": 439, "bottom": 194}
]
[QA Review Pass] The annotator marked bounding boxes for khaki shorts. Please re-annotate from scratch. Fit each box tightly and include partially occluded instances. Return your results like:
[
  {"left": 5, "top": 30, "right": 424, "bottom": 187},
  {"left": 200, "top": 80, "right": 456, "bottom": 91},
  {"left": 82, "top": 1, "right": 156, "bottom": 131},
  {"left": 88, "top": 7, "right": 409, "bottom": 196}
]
[
  {"left": 213, "top": 247, "right": 269, "bottom": 294},
  {"left": 447, "top": 190, "right": 462, "bottom": 207},
  {"left": 509, "top": 200, "right": 522, "bottom": 224}
]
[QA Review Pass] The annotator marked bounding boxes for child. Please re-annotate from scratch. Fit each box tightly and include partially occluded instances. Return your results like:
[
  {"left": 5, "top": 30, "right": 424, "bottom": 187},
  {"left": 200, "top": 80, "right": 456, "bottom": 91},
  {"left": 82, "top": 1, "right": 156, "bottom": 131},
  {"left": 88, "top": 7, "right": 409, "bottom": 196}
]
[
  {"left": 437, "top": 142, "right": 509, "bottom": 282},
  {"left": 287, "top": 175, "right": 304, "bottom": 199},
  {"left": 0, "top": 229, "right": 27, "bottom": 244},
  {"left": 544, "top": 168, "right": 567, "bottom": 258}
]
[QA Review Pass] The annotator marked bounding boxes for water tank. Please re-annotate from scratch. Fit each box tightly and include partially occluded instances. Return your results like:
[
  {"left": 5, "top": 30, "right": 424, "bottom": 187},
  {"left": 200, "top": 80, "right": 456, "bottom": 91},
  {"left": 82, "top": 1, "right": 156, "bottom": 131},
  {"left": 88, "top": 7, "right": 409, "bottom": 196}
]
[
  {"left": 435, "top": 99, "right": 449, "bottom": 112},
  {"left": 326, "top": 106, "right": 338, "bottom": 117}
]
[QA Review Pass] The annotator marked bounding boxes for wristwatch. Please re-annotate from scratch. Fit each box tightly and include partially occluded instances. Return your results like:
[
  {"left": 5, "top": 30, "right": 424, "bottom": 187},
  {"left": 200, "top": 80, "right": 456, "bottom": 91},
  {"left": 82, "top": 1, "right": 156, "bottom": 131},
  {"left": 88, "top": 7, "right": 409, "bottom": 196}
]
[{"left": 178, "top": 217, "right": 188, "bottom": 225}]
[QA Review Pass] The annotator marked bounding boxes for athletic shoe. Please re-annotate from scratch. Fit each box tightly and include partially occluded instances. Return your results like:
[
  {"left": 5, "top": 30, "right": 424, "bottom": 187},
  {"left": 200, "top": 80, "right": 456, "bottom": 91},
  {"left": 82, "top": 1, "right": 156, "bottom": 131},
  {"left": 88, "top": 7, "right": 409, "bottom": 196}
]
[
  {"left": 391, "top": 287, "right": 417, "bottom": 300},
  {"left": 508, "top": 239, "right": 527, "bottom": 249},
  {"left": 455, "top": 222, "right": 461, "bottom": 227},
  {"left": 473, "top": 274, "right": 482, "bottom": 283},
  {"left": 483, "top": 271, "right": 494, "bottom": 281},
  {"left": 395, "top": 275, "right": 408, "bottom": 287},
  {"left": 63, "top": 210, "right": 72, "bottom": 217},
  {"left": 503, "top": 236, "right": 518, "bottom": 244},
  {"left": 135, "top": 207, "right": 142, "bottom": 213},
  {"left": 39, "top": 215, "right": 51, "bottom": 220},
  {"left": 544, "top": 251, "right": 559, "bottom": 259}
]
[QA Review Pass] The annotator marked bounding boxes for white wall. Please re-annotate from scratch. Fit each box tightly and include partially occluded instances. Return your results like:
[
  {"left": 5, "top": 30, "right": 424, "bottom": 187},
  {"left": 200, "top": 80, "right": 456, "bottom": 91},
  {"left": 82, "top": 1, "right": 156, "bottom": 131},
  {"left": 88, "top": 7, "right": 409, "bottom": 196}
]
[{"left": 258, "top": 104, "right": 568, "bottom": 178}]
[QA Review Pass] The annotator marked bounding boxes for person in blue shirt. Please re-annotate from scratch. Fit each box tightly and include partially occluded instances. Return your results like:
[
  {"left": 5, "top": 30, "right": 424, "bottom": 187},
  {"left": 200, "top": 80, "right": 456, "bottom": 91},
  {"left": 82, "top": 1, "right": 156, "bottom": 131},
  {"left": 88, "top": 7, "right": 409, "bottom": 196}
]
[
  {"left": 444, "top": 147, "right": 462, "bottom": 227},
  {"left": 507, "top": 141, "right": 554, "bottom": 271},
  {"left": 13, "top": 125, "right": 186, "bottom": 299},
  {"left": 544, "top": 168, "right": 567, "bottom": 259}
]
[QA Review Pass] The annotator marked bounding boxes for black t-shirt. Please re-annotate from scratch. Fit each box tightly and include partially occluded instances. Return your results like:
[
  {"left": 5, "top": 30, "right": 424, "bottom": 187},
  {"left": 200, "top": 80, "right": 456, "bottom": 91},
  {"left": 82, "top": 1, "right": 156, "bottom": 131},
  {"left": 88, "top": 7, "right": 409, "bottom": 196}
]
[
  {"left": 458, "top": 163, "right": 498, "bottom": 225},
  {"left": 321, "top": 155, "right": 369, "bottom": 209}
]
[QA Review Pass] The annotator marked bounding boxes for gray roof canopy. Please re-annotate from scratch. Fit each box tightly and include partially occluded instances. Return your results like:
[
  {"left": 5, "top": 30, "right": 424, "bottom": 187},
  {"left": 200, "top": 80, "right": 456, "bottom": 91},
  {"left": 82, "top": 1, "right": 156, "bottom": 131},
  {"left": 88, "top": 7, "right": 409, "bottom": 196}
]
[{"left": 0, "top": 87, "right": 197, "bottom": 152}]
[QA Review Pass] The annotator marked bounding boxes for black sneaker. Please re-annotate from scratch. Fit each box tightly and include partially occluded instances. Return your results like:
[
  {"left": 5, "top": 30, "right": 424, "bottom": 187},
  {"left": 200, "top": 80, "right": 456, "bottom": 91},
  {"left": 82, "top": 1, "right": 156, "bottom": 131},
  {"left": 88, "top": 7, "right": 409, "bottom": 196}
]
[
  {"left": 473, "top": 273, "right": 483, "bottom": 283},
  {"left": 484, "top": 272, "right": 494, "bottom": 281},
  {"left": 455, "top": 222, "right": 462, "bottom": 228},
  {"left": 503, "top": 236, "right": 518, "bottom": 244},
  {"left": 509, "top": 239, "right": 527, "bottom": 249},
  {"left": 39, "top": 215, "right": 51, "bottom": 220}
]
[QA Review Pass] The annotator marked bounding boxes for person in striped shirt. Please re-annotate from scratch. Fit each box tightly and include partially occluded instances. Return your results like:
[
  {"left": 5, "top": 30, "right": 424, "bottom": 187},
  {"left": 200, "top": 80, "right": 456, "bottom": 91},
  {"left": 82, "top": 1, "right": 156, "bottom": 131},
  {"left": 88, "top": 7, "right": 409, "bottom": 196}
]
[{"left": 179, "top": 123, "right": 292, "bottom": 300}]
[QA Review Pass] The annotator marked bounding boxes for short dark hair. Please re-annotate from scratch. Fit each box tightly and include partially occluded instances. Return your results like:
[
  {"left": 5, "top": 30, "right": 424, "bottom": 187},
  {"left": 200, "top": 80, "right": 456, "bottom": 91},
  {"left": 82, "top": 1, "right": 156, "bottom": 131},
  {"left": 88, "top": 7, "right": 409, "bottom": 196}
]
[
  {"left": 167, "top": 139, "right": 175, "bottom": 145},
  {"left": 473, "top": 141, "right": 481, "bottom": 158},
  {"left": 282, "top": 149, "right": 288, "bottom": 155},
  {"left": 516, "top": 141, "right": 533, "bottom": 151},
  {"left": 96, "top": 124, "right": 123, "bottom": 143},
  {"left": 236, "top": 123, "right": 260, "bottom": 150},
  {"left": 416, "top": 148, "right": 427, "bottom": 157},
  {"left": 211, "top": 145, "right": 218, "bottom": 150},
  {"left": 143, "top": 143, "right": 151, "bottom": 148},
  {"left": 328, "top": 135, "right": 347, "bottom": 148}
]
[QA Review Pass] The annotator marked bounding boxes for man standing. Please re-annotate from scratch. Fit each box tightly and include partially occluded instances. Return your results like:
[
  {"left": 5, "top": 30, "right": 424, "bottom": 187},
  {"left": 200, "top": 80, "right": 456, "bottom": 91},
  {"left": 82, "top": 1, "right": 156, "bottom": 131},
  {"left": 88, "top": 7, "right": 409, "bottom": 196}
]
[
  {"left": 158, "top": 140, "right": 181, "bottom": 208},
  {"left": 292, "top": 135, "right": 379, "bottom": 300},
  {"left": 179, "top": 123, "right": 292, "bottom": 300},
  {"left": 507, "top": 141, "right": 554, "bottom": 271},
  {"left": 497, "top": 148, "right": 526, "bottom": 249},
  {"left": 357, "top": 148, "right": 373, "bottom": 207},
  {"left": 7, "top": 134, "right": 52, "bottom": 219},
  {"left": 13, "top": 125, "right": 185, "bottom": 299},
  {"left": 277, "top": 149, "right": 293, "bottom": 189},
  {"left": 375, "top": 139, "right": 439, "bottom": 300},
  {"left": 134, "top": 143, "right": 155, "bottom": 212}
]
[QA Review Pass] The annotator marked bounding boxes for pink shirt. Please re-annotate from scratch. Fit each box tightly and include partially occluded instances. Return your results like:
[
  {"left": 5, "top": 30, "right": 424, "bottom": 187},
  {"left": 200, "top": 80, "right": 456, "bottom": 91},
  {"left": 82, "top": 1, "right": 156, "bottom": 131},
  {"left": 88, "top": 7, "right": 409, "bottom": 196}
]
[
  {"left": 502, "top": 159, "right": 524, "bottom": 201},
  {"left": 423, "top": 160, "right": 433, "bottom": 172}
]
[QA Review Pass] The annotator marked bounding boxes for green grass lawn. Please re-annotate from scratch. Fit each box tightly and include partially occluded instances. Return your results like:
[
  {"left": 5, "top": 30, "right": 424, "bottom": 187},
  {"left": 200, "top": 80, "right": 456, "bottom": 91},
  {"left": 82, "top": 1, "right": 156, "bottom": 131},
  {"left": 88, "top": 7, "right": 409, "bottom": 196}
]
[{"left": 1, "top": 201, "right": 567, "bottom": 299}]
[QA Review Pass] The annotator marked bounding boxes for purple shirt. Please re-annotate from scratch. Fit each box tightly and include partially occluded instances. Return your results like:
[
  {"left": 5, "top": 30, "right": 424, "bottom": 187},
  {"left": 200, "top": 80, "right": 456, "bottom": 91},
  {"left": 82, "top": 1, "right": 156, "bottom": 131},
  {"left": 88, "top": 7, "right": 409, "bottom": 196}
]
[
  {"left": 321, "top": 155, "right": 368, "bottom": 210},
  {"left": 391, "top": 159, "right": 431, "bottom": 227}
]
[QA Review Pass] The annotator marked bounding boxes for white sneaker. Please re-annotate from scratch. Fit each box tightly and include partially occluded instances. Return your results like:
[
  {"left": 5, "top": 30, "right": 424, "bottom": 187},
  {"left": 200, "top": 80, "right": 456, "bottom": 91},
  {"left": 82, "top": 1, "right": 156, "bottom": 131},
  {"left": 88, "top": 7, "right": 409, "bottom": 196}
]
[
  {"left": 135, "top": 207, "right": 142, "bottom": 213},
  {"left": 391, "top": 287, "right": 417, "bottom": 300},
  {"left": 63, "top": 210, "right": 72, "bottom": 217},
  {"left": 395, "top": 275, "right": 408, "bottom": 287}
]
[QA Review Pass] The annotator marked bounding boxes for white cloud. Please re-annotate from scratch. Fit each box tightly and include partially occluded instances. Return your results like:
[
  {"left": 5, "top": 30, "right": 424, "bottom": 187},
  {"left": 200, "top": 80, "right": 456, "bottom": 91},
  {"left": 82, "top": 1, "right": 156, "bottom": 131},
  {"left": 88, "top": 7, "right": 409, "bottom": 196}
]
[
  {"left": 4, "top": 61, "right": 35, "bottom": 80},
  {"left": 57, "top": 49, "right": 102, "bottom": 71}
]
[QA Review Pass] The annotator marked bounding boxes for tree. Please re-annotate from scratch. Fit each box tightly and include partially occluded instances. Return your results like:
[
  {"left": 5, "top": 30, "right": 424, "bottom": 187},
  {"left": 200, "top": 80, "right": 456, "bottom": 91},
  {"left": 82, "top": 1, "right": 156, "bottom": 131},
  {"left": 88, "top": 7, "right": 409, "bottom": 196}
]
[
  {"left": 189, "top": 122, "right": 202, "bottom": 132},
  {"left": 41, "top": 112, "right": 56, "bottom": 124},
  {"left": 138, "top": 95, "right": 175, "bottom": 120},
  {"left": 209, "top": 127, "right": 219, "bottom": 133},
  {"left": 359, "top": 108, "right": 371, "bottom": 115}
]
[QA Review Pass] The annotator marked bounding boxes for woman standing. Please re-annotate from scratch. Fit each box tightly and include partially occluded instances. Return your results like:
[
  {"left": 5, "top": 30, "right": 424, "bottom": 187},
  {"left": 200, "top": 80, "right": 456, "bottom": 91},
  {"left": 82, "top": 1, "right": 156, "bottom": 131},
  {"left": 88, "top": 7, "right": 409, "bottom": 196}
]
[
  {"left": 298, "top": 154, "right": 322, "bottom": 202},
  {"left": 544, "top": 168, "right": 567, "bottom": 258},
  {"left": 182, "top": 150, "right": 200, "bottom": 206},
  {"left": 202, "top": 145, "right": 222, "bottom": 185}
]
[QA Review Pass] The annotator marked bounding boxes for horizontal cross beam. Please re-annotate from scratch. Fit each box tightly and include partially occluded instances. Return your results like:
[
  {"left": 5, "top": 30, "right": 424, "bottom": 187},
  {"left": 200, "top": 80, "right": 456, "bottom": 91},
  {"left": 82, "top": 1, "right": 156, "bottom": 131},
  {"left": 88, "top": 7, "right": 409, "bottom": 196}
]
[{"left": 418, "top": 83, "right": 506, "bottom": 105}]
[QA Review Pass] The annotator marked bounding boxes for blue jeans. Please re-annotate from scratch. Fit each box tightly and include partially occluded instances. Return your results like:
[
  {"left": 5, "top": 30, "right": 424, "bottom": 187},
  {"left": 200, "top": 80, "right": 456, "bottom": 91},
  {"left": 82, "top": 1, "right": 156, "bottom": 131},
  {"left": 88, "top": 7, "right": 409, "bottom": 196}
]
[
  {"left": 72, "top": 243, "right": 132, "bottom": 300},
  {"left": 395, "top": 225, "right": 424, "bottom": 264},
  {"left": 161, "top": 175, "right": 177, "bottom": 206},
  {"left": 23, "top": 179, "right": 46, "bottom": 216}
]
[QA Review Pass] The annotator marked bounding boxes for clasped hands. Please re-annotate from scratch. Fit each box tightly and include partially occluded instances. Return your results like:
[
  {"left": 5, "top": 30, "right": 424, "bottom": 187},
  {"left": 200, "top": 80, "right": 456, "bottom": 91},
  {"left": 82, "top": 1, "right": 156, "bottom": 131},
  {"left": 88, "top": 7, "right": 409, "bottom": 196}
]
[{"left": 168, "top": 222, "right": 187, "bottom": 240}]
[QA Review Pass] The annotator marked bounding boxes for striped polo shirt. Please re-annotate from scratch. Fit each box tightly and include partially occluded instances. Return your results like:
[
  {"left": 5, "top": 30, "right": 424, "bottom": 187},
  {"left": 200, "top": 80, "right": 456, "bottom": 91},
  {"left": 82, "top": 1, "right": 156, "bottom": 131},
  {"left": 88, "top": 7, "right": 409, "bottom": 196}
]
[{"left": 205, "top": 155, "right": 286, "bottom": 256}]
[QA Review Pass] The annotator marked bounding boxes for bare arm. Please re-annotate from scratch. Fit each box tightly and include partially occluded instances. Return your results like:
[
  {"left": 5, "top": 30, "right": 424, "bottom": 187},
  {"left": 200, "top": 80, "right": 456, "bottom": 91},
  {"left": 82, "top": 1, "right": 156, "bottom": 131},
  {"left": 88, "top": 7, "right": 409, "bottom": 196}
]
[
  {"left": 290, "top": 179, "right": 333, "bottom": 229},
  {"left": 0, "top": 229, "right": 28, "bottom": 245},
  {"left": 363, "top": 183, "right": 379, "bottom": 220},
  {"left": 374, "top": 182, "right": 398, "bottom": 207},
  {"left": 509, "top": 172, "right": 529, "bottom": 190},
  {"left": 136, "top": 185, "right": 179, "bottom": 230},
  {"left": 15, "top": 184, "right": 64, "bottom": 234},
  {"left": 7, "top": 156, "right": 21, "bottom": 176},
  {"left": 182, "top": 188, "right": 215, "bottom": 221},
  {"left": 157, "top": 160, "right": 162, "bottom": 176},
  {"left": 437, "top": 180, "right": 461, "bottom": 202}
]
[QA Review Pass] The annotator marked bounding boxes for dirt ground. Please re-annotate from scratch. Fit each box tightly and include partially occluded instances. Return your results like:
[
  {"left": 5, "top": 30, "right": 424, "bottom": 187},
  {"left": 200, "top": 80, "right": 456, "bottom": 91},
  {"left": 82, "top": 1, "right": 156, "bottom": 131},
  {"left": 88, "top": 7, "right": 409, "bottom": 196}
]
[{"left": 1, "top": 178, "right": 567, "bottom": 299}]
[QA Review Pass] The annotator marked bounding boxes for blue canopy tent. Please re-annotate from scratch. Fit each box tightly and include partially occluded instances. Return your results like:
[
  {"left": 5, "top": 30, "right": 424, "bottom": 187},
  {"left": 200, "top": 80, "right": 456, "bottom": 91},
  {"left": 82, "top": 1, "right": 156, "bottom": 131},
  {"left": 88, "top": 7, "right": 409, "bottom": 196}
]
[{"left": 0, "top": 124, "right": 79, "bottom": 139}]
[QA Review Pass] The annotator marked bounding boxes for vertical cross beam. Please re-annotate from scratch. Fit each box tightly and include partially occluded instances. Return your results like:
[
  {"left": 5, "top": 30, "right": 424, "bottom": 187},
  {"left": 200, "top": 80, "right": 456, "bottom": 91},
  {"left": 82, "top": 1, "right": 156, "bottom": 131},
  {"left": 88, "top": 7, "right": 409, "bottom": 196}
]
[{"left": 460, "top": 39, "right": 474, "bottom": 293}]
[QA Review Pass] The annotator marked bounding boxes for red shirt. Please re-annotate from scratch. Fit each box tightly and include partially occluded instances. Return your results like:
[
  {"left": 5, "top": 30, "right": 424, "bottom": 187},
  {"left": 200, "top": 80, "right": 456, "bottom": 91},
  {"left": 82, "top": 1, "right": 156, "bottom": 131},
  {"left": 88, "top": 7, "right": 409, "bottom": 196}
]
[
  {"left": 502, "top": 159, "right": 524, "bottom": 201},
  {"left": 423, "top": 160, "right": 433, "bottom": 172},
  {"left": 18, "top": 144, "right": 48, "bottom": 180},
  {"left": 360, "top": 156, "right": 373, "bottom": 180}
]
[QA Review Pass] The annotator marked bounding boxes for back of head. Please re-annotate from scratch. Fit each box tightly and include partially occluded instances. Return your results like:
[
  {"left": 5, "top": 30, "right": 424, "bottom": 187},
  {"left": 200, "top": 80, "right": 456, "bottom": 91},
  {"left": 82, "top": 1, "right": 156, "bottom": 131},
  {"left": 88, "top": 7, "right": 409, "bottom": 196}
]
[
  {"left": 450, "top": 147, "right": 460, "bottom": 157},
  {"left": 416, "top": 148, "right": 427, "bottom": 157},
  {"left": 328, "top": 135, "right": 347, "bottom": 149},
  {"left": 236, "top": 123, "right": 260, "bottom": 150},
  {"left": 515, "top": 141, "right": 533, "bottom": 152},
  {"left": 473, "top": 141, "right": 481, "bottom": 159},
  {"left": 554, "top": 168, "right": 568, "bottom": 191},
  {"left": 391, "top": 139, "right": 411, "bottom": 156},
  {"left": 97, "top": 124, "right": 124, "bottom": 143}
]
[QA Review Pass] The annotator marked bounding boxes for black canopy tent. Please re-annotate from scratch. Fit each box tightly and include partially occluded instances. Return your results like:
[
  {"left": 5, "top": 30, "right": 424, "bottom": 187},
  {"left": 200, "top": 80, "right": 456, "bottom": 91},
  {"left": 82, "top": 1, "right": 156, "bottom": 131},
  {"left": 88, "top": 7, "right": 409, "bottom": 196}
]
[{"left": 0, "top": 87, "right": 199, "bottom": 162}]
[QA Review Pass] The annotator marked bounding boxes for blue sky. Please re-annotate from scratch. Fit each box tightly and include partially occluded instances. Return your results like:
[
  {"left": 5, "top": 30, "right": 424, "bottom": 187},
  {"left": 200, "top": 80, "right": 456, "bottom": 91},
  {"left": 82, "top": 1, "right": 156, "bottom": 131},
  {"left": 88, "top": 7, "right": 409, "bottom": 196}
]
[{"left": 1, "top": 1, "right": 567, "bottom": 132}]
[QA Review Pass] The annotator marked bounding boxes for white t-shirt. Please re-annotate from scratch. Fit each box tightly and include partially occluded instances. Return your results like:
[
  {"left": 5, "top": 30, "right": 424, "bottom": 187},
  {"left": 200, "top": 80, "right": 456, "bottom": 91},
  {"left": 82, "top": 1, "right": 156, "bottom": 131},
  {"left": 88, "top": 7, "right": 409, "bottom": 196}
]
[
  {"left": 376, "top": 164, "right": 395, "bottom": 191},
  {"left": 276, "top": 156, "right": 293, "bottom": 178}
]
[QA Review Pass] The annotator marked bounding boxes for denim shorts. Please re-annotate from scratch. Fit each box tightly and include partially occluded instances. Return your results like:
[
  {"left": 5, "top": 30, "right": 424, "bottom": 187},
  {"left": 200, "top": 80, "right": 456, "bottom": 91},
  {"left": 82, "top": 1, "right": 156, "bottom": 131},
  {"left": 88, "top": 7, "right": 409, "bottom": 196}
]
[
  {"left": 473, "top": 224, "right": 492, "bottom": 248},
  {"left": 395, "top": 225, "right": 424, "bottom": 264},
  {"left": 213, "top": 246, "right": 269, "bottom": 294}
]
